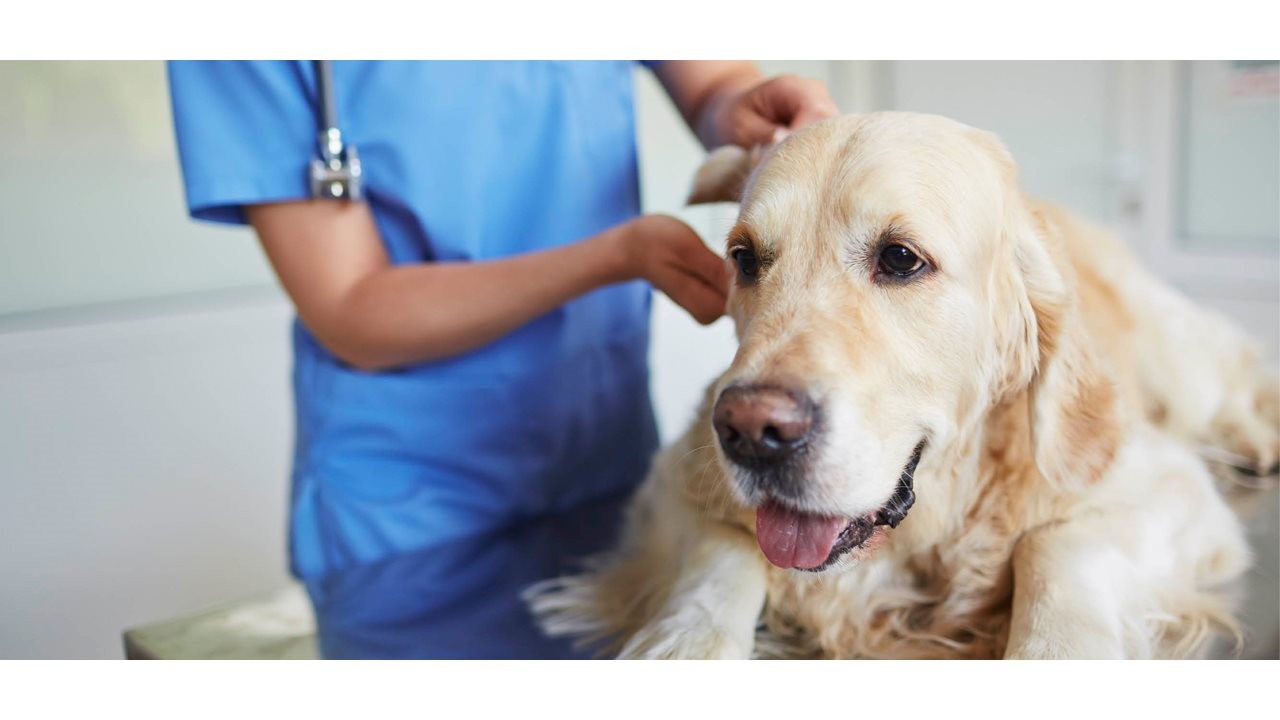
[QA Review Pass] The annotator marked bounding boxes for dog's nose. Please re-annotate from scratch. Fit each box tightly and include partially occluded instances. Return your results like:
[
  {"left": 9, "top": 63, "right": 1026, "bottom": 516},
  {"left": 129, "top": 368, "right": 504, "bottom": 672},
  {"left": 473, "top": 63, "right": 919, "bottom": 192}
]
[{"left": 713, "top": 385, "right": 814, "bottom": 468}]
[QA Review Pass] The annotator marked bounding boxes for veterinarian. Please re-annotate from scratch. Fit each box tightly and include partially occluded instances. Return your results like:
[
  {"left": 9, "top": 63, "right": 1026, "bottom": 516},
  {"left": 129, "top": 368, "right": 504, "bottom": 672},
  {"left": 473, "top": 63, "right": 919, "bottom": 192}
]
[{"left": 168, "top": 61, "right": 837, "bottom": 578}]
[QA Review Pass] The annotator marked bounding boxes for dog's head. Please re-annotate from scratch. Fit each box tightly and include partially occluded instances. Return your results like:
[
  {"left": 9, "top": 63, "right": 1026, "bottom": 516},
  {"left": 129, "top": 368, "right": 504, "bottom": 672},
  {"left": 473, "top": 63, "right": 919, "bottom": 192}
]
[{"left": 696, "top": 113, "right": 1120, "bottom": 572}]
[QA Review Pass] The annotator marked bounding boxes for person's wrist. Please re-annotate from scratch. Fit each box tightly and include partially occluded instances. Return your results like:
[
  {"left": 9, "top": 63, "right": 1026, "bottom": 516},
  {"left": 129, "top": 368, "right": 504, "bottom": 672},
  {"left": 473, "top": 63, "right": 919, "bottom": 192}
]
[
  {"left": 706, "top": 88, "right": 748, "bottom": 148},
  {"left": 596, "top": 219, "right": 641, "bottom": 284},
  {"left": 698, "top": 72, "right": 759, "bottom": 148},
  {"left": 697, "top": 90, "right": 732, "bottom": 148}
]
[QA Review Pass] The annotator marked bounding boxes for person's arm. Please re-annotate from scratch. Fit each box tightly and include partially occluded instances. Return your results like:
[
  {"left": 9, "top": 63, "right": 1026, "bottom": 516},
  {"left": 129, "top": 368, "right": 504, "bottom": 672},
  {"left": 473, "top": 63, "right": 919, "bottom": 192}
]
[
  {"left": 246, "top": 201, "right": 727, "bottom": 371},
  {"left": 652, "top": 61, "right": 840, "bottom": 149}
]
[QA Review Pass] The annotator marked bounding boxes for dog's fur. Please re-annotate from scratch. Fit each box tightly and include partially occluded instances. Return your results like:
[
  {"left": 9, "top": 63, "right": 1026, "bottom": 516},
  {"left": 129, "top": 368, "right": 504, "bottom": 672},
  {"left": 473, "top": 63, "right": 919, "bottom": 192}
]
[{"left": 528, "top": 113, "right": 1279, "bottom": 659}]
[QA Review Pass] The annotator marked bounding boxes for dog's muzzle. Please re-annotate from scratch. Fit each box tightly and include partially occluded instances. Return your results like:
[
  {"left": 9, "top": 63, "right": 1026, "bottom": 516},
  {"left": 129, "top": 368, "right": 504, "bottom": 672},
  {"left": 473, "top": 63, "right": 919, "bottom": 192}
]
[{"left": 752, "top": 441, "right": 926, "bottom": 572}]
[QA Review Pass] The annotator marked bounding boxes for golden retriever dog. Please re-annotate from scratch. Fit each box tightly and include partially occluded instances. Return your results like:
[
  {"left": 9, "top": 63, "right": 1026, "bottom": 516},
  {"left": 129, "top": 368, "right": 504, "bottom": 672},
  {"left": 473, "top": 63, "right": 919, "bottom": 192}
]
[{"left": 527, "top": 112, "right": 1279, "bottom": 659}]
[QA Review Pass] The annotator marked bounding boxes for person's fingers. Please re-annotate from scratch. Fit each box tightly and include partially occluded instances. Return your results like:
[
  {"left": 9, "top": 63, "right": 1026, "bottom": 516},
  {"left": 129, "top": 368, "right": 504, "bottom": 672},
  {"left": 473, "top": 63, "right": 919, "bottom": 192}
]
[
  {"left": 790, "top": 100, "right": 839, "bottom": 129},
  {"left": 727, "top": 106, "right": 783, "bottom": 149},
  {"left": 645, "top": 212, "right": 700, "bottom": 241},
  {"left": 681, "top": 239, "right": 731, "bottom": 293},
  {"left": 633, "top": 214, "right": 729, "bottom": 324},
  {"left": 789, "top": 94, "right": 840, "bottom": 131},
  {"left": 755, "top": 75, "right": 838, "bottom": 133},
  {"left": 663, "top": 268, "right": 727, "bottom": 325},
  {"left": 679, "top": 258, "right": 729, "bottom": 319}
]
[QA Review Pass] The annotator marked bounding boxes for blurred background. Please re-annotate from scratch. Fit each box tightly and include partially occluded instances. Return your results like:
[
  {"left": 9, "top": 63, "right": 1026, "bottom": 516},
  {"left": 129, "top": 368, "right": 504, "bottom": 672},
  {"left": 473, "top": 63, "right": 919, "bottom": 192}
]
[{"left": 0, "top": 60, "right": 1276, "bottom": 658}]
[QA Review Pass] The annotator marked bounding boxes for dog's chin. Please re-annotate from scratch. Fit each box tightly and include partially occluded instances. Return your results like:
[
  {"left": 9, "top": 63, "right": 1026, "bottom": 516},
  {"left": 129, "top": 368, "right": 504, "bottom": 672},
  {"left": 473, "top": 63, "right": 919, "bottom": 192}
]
[{"left": 749, "top": 441, "right": 924, "bottom": 573}]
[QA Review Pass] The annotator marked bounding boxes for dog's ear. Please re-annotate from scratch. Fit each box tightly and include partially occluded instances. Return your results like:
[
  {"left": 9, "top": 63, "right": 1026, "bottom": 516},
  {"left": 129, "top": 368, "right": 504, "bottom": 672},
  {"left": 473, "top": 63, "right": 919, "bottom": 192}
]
[
  {"left": 1011, "top": 202, "right": 1124, "bottom": 488},
  {"left": 973, "top": 126, "right": 1122, "bottom": 488},
  {"left": 687, "top": 145, "right": 756, "bottom": 205}
]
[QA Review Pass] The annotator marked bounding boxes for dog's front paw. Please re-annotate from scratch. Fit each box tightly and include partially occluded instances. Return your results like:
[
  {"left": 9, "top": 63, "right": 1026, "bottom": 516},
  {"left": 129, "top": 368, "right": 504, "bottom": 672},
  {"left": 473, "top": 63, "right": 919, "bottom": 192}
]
[
  {"left": 1004, "top": 633, "right": 1125, "bottom": 660},
  {"left": 1208, "top": 371, "right": 1280, "bottom": 478},
  {"left": 617, "top": 613, "right": 754, "bottom": 660}
]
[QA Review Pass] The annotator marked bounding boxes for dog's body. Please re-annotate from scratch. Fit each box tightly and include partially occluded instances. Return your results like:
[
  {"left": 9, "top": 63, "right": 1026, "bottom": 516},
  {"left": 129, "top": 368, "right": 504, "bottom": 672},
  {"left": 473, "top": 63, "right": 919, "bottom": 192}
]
[{"left": 529, "top": 113, "right": 1278, "bottom": 659}]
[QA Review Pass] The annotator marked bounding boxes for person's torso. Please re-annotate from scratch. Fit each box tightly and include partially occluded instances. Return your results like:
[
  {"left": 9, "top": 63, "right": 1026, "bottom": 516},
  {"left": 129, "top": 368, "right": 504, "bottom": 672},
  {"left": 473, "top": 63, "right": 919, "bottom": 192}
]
[{"left": 287, "top": 61, "right": 658, "bottom": 576}]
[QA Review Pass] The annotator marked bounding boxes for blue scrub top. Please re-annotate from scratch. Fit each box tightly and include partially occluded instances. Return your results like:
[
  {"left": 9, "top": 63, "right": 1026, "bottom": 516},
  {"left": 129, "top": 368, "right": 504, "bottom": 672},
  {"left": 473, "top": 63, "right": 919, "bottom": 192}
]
[{"left": 169, "top": 61, "right": 660, "bottom": 579}]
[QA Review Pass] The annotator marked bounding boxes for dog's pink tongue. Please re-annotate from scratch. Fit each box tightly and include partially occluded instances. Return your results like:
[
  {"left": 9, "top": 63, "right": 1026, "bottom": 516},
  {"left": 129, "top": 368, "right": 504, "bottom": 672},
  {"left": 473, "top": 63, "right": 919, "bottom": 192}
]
[{"left": 755, "top": 499, "right": 848, "bottom": 569}]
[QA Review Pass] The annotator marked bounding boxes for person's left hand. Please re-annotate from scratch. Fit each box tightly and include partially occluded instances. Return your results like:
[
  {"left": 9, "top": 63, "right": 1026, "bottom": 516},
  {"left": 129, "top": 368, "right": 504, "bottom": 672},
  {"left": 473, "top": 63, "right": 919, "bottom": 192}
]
[{"left": 710, "top": 74, "right": 839, "bottom": 149}]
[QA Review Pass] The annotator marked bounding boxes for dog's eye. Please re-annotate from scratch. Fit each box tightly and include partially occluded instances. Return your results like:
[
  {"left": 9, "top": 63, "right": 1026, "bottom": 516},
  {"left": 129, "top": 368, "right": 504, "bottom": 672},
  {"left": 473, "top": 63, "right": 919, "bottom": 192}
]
[
  {"left": 732, "top": 248, "right": 760, "bottom": 281},
  {"left": 877, "top": 244, "right": 924, "bottom": 278}
]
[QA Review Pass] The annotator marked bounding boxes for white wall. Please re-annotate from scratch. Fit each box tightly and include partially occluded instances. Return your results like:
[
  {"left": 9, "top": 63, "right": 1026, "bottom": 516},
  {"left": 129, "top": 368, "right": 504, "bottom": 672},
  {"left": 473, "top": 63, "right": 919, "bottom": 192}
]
[
  {"left": 0, "top": 61, "right": 295, "bottom": 659},
  {"left": 0, "top": 62, "right": 274, "bottom": 315},
  {"left": 0, "top": 292, "right": 295, "bottom": 658}
]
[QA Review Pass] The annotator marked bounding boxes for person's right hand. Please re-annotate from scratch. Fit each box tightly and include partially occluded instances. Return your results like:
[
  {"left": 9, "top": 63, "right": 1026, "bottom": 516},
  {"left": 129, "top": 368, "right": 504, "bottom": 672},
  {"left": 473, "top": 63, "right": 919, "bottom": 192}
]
[{"left": 614, "top": 214, "right": 730, "bottom": 325}]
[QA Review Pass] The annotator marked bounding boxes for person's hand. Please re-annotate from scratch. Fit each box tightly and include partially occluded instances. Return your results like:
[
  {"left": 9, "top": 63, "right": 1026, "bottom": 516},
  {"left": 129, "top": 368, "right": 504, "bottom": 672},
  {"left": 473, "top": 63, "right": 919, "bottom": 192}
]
[
  {"left": 613, "top": 214, "right": 730, "bottom": 325},
  {"left": 709, "top": 74, "right": 839, "bottom": 149}
]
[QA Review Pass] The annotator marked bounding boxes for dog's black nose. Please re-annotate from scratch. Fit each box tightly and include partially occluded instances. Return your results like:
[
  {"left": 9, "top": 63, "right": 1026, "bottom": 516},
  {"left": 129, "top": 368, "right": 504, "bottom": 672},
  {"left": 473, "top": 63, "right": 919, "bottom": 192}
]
[{"left": 713, "top": 385, "right": 814, "bottom": 468}]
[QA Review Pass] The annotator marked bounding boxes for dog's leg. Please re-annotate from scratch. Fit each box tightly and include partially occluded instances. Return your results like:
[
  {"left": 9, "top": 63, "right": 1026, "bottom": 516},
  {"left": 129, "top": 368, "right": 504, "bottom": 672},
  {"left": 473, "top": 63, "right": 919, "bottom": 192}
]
[
  {"left": 1055, "top": 204, "right": 1278, "bottom": 477},
  {"left": 529, "top": 384, "right": 771, "bottom": 659},
  {"left": 1006, "top": 433, "right": 1251, "bottom": 659},
  {"left": 616, "top": 521, "right": 767, "bottom": 660},
  {"left": 1116, "top": 257, "right": 1278, "bottom": 478},
  {"left": 1151, "top": 290, "right": 1279, "bottom": 477},
  {"left": 1004, "top": 519, "right": 1131, "bottom": 659},
  {"left": 527, "top": 454, "right": 769, "bottom": 659}
]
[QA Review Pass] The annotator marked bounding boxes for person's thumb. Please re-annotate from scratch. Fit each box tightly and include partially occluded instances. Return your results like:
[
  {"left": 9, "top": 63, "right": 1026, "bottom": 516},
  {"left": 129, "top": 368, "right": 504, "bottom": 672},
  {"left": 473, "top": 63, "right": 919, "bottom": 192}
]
[
  {"left": 733, "top": 110, "right": 784, "bottom": 148},
  {"left": 789, "top": 98, "right": 840, "bottom": 131}
]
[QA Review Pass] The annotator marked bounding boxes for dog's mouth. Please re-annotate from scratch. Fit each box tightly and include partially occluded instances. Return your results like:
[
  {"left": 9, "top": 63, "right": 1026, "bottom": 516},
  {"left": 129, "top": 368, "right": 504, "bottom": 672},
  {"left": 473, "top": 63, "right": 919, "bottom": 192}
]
[{"left": 754, "top": 441, "right": 924, "bottom": 572}]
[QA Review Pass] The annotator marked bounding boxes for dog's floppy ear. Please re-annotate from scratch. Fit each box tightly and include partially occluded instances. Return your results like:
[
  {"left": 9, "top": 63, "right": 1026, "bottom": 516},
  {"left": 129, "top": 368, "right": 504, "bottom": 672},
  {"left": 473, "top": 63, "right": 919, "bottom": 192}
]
[
  {"left": 1011, "top": 202, "right": 1124, "bottom": 488},
  {"left": 975, "top": 126, "right": 1122, "bottom": 488},
  {"left": 687, "top": 145, "right": 756, "bottom": 205}
]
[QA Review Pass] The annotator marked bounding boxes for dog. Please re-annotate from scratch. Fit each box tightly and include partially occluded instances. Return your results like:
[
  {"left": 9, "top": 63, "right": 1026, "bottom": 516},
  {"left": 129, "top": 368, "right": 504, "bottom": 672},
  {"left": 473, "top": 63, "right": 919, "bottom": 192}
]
[{"left": 527, "top": 112, "right": 1279, "bottom": 659}]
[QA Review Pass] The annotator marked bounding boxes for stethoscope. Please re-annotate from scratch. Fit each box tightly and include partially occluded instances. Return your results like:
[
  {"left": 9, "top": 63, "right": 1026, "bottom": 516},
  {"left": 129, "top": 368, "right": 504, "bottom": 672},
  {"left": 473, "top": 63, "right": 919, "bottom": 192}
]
[{"left": 309, "top": 60, "right": 363, "bottom": 201}]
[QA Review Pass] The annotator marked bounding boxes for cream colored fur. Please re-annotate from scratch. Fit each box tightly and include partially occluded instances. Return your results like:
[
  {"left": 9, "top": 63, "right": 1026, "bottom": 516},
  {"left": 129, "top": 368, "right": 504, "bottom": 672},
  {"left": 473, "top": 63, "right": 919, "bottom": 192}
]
[{"left": 527, "top": 113, "right": 1277, "bottom": 659}]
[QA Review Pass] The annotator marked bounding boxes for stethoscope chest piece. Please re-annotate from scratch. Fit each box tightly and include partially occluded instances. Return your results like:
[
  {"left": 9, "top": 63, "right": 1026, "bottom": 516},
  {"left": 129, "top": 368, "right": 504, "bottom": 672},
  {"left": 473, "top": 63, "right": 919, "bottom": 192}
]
[
  {"left": 311, "top": 128, "right": 362, "bottom": 201},
  {"left": 310, "top": 60, "right": 363, "bottom": 201}
]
